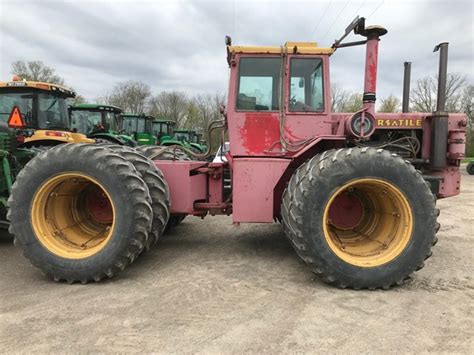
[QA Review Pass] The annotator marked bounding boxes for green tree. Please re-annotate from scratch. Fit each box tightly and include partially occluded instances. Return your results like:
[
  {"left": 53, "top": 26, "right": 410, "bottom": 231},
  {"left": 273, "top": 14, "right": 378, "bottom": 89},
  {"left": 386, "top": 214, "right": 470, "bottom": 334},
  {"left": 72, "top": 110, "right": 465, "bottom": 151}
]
[{"left": 11, "top": 60, "right": 65, "bottom": 85}]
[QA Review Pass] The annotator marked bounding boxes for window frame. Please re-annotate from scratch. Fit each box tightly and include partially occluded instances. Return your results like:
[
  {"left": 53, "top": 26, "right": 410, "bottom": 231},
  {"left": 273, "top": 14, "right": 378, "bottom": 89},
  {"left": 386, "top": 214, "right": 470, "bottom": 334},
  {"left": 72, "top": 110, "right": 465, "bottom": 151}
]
[
  {"left": 286, "top": 56, "right": 327, "bottom": 115},
  {"left": 235, "top": 56, "right": 283, "bottom": 112}
]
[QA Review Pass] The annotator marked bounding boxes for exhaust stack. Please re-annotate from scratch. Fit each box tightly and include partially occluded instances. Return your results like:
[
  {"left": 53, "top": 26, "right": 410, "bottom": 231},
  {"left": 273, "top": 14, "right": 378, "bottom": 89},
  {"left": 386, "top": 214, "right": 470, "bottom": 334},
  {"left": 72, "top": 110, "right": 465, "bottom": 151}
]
[
  {"left": 430, "top": 42, "right": 449, "bottom": 170},
  {"left": 402, "top": 62, "right": 411, "bottom": 113}
]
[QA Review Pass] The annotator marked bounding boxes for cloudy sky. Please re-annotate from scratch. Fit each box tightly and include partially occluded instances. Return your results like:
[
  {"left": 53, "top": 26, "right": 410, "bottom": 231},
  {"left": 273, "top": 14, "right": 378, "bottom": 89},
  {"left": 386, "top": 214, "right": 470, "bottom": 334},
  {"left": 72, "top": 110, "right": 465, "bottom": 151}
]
[{"left": 0, "top": 0, "right": 472, "bottom": 102}]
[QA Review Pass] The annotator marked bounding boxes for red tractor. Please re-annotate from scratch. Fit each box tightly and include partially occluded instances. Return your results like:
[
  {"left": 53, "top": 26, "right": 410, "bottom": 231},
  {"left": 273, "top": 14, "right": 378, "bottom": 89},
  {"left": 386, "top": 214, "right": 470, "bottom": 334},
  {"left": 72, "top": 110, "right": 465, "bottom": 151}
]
[{"left": 8, "top": 17, "right": 466, "bottom": 289}]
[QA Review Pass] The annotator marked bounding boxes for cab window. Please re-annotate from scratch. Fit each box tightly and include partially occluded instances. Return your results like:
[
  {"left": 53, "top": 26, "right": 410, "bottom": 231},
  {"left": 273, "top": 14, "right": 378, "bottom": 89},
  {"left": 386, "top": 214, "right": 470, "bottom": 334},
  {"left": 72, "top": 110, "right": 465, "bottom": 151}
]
[
  {"left": 237, "top": 57, "right": 281, "bottom": 111},
  {"left": 289, "top": 58, "right": 324, "bottom": 112},
  {"left": 0, "top": 93, "right": 33, "bottom": 123}
]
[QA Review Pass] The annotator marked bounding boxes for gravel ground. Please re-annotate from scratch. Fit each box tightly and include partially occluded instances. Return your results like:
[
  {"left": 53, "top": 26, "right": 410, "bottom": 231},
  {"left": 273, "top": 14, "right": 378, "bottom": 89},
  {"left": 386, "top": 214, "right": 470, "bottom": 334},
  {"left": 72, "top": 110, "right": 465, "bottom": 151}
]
[{"left": 0, "top": 167, "right": 472, "bottom": 353}]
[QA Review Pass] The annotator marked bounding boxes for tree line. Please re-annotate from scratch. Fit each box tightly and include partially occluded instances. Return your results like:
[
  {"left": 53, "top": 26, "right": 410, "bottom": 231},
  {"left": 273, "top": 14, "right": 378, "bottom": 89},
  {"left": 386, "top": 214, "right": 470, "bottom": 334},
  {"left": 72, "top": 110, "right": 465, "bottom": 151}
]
[{"left": 11, "top": 60, "right": 473, "bottom": 155}]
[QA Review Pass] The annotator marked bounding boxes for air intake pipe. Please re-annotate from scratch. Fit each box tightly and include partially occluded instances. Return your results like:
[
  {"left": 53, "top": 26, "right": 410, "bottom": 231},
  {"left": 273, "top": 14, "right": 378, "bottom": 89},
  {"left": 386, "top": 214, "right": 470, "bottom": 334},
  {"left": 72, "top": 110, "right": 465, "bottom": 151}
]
[{"left": 430, "top": 42, "right": 449, "bottom": 170}]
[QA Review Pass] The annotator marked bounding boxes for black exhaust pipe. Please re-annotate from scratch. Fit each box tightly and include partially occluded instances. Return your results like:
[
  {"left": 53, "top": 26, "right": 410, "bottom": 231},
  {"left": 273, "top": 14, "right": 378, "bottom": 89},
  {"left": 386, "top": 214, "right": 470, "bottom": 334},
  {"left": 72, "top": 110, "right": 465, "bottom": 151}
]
[
  {"left": 430, "top": 42, "right": 449, "bottom": 170},
  {"left": 402, "top": 62, "right": 411, "bottom": 113}
]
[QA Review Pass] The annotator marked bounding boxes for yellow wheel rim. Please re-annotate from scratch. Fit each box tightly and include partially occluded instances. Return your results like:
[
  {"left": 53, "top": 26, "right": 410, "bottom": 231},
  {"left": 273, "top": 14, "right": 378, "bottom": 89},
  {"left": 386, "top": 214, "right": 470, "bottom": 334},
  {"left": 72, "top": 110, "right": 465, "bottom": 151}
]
[
  {"left": 31, "top": 173, "right": 115, "bottom": 259},
  {"left": 323, "top": 178, "right": 413, "bottom": 267}
]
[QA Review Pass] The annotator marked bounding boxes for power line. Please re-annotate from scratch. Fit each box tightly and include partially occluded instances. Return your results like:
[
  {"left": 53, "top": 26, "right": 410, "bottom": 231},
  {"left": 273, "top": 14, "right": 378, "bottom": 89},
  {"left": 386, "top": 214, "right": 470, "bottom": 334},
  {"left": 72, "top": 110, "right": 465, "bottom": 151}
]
[
  {"left": 350, "top": 0, "right": 367, "bottom": 19},
  {"left": 367, "top": 0, "right": 384, "bottom": 19},
  {"left": 321, "top": 0, "right": 350, "bottom": 41},
  {"left": 311, "top": 0, "right": 332, "bottom": 37}
]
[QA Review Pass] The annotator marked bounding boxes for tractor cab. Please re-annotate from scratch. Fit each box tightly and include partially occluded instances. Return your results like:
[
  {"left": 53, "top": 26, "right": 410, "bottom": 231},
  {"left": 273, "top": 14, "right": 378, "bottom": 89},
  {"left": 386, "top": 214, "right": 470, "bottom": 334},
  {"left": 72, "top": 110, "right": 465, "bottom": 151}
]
[
  {"left": 152, "top": 119, "right": 175, "bottom": 143},
  {"left": 121, "top": 113, "right": 157, "bottom": 146},
  {"left": 69, "top": 104, "right": 136, "bottom": 146},
  {"left": 225, "top": 40, "right": 334, "bottom": 157},
  {"left": 173, "top": 129, "right": 206, "bottom": 153},
  {"left": 0, "top": 77, "right": 93, "bottom": 147}
]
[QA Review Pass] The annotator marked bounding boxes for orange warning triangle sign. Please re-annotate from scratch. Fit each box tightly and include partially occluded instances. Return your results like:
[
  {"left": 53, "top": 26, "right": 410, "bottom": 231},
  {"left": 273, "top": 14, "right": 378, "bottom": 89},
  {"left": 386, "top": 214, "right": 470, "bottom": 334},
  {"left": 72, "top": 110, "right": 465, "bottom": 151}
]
[{"left": 8, "top": 106, "right": 25, "bottom": 128}]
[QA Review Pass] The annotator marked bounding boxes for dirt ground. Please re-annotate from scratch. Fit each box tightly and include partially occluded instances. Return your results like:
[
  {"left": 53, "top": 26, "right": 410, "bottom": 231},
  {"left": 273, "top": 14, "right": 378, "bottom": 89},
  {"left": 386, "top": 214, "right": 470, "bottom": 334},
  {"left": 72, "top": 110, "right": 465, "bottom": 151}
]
[{"left": 0, "top": 167, "right": 472, "bottom": 353}]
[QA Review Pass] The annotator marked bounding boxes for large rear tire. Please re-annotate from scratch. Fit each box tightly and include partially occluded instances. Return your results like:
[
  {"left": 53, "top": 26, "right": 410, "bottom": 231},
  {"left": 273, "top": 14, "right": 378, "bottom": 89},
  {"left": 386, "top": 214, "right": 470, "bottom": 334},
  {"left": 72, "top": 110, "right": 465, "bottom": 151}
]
[
  {"left": 135, "top": 145, "right": 189, "bottom": 230},
  {"left": 281, "top": 148, "right": 439, "bottom": 290},
  {"left": 106, "top": 145, "right": 170, "bottom": 249},
  {"left": 7, "top": 143, "right": 153, "bottom": 283}
]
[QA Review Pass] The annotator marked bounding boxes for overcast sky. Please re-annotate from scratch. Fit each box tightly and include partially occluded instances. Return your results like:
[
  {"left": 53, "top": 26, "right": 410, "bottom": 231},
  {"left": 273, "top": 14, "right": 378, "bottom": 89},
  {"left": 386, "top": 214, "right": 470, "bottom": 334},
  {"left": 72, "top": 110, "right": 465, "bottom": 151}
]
[{"left": 1, "top": 0, "right": 472, "bottom": 102}]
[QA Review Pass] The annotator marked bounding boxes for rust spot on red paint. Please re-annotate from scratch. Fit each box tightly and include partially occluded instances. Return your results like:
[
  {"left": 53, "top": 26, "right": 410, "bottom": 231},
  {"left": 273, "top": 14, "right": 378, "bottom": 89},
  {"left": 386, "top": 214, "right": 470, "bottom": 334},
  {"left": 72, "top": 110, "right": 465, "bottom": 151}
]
[{"left": 240, "top": 113, "right": 280, "bottom": 153}]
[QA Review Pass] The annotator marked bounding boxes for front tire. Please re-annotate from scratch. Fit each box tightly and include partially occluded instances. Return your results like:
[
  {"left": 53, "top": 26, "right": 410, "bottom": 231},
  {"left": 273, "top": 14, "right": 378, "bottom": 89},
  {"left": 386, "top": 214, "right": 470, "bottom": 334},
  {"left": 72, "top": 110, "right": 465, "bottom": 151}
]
[{"left": 281, "top": 148, "right": 439, "bottom": 290}]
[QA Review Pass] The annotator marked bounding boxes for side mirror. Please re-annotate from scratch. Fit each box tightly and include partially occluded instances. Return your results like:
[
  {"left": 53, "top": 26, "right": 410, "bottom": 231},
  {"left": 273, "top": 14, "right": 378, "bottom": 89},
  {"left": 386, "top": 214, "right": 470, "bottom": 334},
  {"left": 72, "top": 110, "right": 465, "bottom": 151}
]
[{"left": 299, "top": 78, "right": 305, "bottom": 88}]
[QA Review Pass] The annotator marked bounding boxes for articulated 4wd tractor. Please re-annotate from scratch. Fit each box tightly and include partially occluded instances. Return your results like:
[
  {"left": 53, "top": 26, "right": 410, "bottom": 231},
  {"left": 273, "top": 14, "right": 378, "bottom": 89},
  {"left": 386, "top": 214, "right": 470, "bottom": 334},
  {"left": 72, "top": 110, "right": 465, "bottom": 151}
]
[
  {"left": 8, "top": 17, "right": 466, "bottom": 289},
  {"left": 69, "top": 104, "right": 137, "bottom": 146}
]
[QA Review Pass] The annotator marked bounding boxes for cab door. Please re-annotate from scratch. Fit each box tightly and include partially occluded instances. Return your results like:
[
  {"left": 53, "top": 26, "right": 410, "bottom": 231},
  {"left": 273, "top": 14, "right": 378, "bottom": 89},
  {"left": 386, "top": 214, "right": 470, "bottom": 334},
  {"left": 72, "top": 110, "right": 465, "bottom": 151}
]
[{"left": 283, "top": 55, "right": 332, "bottom": 142}]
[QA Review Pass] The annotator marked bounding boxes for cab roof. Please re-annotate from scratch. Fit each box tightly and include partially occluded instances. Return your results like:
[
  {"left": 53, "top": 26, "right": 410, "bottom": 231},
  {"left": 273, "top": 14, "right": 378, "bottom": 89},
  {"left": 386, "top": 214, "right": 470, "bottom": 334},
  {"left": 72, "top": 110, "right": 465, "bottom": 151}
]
[
  {"left": 174, "top": 129, "right": 196, "bottom": 133},
  {"left": 227, "top": 41, "right": 335, "bottom": 55},
  {"left": 0, "top": 80, "right": 76, "bottom": 97},
  {"left": 71, "top": 103, "right": 122, "bottom": 113},
  {"left": 122, "top": 113, "right": 154, "bottom": 120},
  {"left": 153, "top": 119, "right": 175, "bottom": 125}
]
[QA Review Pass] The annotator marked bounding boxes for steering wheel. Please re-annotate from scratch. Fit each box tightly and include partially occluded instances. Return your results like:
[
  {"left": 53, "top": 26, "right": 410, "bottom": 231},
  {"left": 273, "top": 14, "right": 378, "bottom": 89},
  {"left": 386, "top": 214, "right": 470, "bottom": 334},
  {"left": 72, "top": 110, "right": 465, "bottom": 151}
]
[{"left": 289, "top": 95, "right": 297, "bottom": 107}]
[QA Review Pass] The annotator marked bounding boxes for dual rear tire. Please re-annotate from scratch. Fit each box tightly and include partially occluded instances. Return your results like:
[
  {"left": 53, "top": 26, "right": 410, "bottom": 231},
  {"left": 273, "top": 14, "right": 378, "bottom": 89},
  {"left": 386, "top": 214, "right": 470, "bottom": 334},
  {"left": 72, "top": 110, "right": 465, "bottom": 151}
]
[{"left": 8, "top": 143, "right": 169, "bottom": 283}]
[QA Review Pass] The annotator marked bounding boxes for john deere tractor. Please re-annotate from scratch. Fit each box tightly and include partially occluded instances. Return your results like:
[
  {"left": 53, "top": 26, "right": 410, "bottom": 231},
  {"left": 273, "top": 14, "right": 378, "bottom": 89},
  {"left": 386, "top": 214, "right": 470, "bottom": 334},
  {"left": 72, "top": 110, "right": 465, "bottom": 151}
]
[
  {"left": 69, "top": 104, "right": 137, "bottom": 146},
  {"left": 152, "top": 119, "right": 176, "bottom": 144},
  {"left": 0, "top": 76, "right": 93, "bottom": 225},
  {"left": 121, "top": 113, "right": 157, "bottom": 146},
  {"left": 173, "top": 129, "right": 207, "bottom": 152}
]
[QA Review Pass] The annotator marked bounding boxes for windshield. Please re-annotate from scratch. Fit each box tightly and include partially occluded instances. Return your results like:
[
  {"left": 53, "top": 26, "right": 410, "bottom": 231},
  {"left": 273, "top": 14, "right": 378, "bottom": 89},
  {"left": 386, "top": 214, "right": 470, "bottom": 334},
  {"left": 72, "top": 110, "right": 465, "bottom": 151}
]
[
  {"left": 70, "top": 110, "right": 102, "bottom": 134},
  {"left": 0, "top": 92, "right": 69, "bottom": 129},
  {"left": 37, "top": 93, "right": 70, "bottom": 129},
  {"left": 174, "top": 132, "right": 190, "bottom": 141},
  {"left": 103, "top": 111, "right": 120, "bottom": 132},
  {"left": 136, "top": 118, "right": 146, "bottom": 133},
  {"left": 152, "top": 122, "right": 173, "bottom": 137},
  {"left": 122, "top": 116, "right": 137, "bottom": 135}
]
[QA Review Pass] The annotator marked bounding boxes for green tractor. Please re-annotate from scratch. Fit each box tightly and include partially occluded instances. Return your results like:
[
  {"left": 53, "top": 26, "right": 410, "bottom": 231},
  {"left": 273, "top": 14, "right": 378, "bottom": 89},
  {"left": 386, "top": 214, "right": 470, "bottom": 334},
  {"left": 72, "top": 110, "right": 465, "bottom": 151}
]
[
  {"left": 69, "top": 104, "right": 137, "bottom": 147},
  {"left": 0, "top": 76, "right": 93, "bottom": 226},
  {"left": 121, "top": 113, "right": 157, "bottom": 146},
  {"left": 152, "top": 119, "right": 175, "bottom": 144},
  {"left": 173, "top": 129, "right": 207, "bottom": 153}
]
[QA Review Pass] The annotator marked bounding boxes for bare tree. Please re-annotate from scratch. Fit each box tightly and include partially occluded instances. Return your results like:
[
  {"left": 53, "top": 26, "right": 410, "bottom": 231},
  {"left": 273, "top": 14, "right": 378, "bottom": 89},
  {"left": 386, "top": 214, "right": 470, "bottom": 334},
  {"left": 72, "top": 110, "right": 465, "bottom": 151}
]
[
  {"left": 379, "top": 94, "right": 401, "bottom": 113},
  {"left": 330, "top": 84, "right": 363, "bottom": 112},
  {"left": 185, "top": 93, "right": 225, "bottom": 131},
  {"left": 411, "top": 73, "right": 468, "bottom": 112},
  {"left": 331, "top": 84, "right": 351, "bottom": 112},
  {"left": 102, "top": 81, "right": 151, "bottom": 114},
  {"left": 184, "top": 93, "right": 226, "bottom": 148},
  {"left": 68, "top": 95, "right": 86, "bottom": 106},
  {"left": 148, "top": 91, "right": 189, "bottom": 126},
  {"left": 11, "top": 60, "right": 65, "bottom": 85}
]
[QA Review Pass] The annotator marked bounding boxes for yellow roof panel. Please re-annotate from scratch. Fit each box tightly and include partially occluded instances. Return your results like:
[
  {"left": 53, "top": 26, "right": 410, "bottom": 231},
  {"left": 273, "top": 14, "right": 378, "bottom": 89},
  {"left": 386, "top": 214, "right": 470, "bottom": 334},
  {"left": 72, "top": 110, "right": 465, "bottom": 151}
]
[
  {"left": 228, "top": 41, "right": 334, "bottom": 55},
  {"left": 0, "top": 80, "right": 75, "bottom": 97}
]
